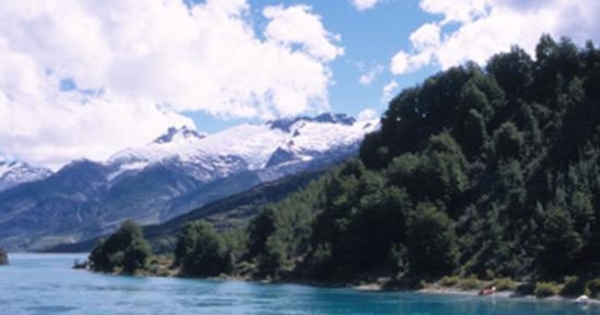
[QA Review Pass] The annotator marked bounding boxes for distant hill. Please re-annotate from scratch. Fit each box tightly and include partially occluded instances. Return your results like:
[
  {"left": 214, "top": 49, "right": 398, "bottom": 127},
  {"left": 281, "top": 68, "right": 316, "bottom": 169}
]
[{"left": 47, "top": 169, "right": 323, "bottom": 253}]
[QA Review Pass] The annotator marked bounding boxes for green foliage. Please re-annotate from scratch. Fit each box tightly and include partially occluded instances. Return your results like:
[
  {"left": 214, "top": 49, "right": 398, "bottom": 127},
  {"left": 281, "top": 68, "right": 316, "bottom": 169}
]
[
  {"left": 356, "top": 34, "right": 600, "bottom": 282},
  {"left": 534, "top": 282, "right": 559, "bottom": 298},
  {"left": 387, "top": 133, "right": 468, "bottom": 206},
  {"left": 494, "top": 122, "right": 524, "bottom": 159},
  {"left": 587, "top": 278, "right": 600, "bottom": 298},
  {"left": 406, "top": 203, "right": 458, "bottom": 278},
  {"left": 492, "top": 278, "right": 517, "bottom": 291},
  {"left": 486, "top": 46, "right": 533, "bottom": 95},
  {"left": 123, "top": 237, "right": 152, "bottom": 274},
  {"left": 243, "top": 172, "right": 330, "bottom": 279},
  {"left": 457, "top": 109, "right": 488, "bottom": 159},
  {"left": 560, "top": 276, "right": 586, "bottom": 297},
  {"left": 89, "top": 220, "right": 152, "bottom": 274},
  {"left": 176, "top": 220, "right": 231, "bottom": 277},
  {"left": 174, "top": 221, "right": 202, "bottom": 265},
  {"left": 439, "top": 275, "right": 487, "bottom": 290},
  {"left": 458, "top": 275, "right": 484, "bottom": 291},
  {"left": 538, "top": 206, "right": 583, "bottom": 277},
  {"left": 439, "top": 276, "right": 460, "bottom": 287},
  {"left": 258, "top": 236, "right": 287, "bottom": 277},
  {"left": 459, "top": 81, "right": 493, "bottom": 120},
  {"left": 247, "top": 207, "right": 278, "bottom": 259}
]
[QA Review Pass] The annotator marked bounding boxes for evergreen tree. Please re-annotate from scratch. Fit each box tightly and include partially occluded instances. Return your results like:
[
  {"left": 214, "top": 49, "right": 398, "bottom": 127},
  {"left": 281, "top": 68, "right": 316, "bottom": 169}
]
[
  {"left": 406, "top": 203, "right": 459, "bottom": 278},
  {"left": 89, "top": 220, "right": 152, "bottom": 274},
  {"left": 182, "top": 221, "right": 230, "bottom": 277}
]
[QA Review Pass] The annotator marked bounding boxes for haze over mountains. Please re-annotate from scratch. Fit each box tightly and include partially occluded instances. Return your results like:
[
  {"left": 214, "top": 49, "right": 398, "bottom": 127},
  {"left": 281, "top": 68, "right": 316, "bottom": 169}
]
[{"left": 0, "top": 113, "right": 378, "bottom": 251}]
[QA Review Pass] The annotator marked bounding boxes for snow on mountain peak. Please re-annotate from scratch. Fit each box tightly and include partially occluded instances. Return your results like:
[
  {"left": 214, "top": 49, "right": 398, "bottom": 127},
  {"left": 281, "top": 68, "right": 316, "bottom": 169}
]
[
  {"left": 106, "top": 113, "right": 379, "bottom": 182},
  {"left": 0, "top": 158, "right": 53, "bottom": 192}
]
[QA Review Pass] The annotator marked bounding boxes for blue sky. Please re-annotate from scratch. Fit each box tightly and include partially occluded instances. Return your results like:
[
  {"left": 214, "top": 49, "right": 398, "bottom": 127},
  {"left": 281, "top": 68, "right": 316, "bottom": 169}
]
[{"left": 2, "top": 0, "right": 600, "bottom": 168}]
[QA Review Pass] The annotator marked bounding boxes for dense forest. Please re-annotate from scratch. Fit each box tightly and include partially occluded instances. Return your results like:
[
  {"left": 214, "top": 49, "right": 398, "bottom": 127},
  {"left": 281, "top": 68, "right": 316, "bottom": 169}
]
[{"left": 91, "top": 35, "right": 600, "bottom": 294}]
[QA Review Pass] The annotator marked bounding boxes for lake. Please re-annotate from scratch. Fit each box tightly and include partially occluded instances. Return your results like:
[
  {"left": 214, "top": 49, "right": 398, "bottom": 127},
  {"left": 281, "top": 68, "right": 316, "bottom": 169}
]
[{"left": 0, "top": 254, "right": 597, "bottom": 315}]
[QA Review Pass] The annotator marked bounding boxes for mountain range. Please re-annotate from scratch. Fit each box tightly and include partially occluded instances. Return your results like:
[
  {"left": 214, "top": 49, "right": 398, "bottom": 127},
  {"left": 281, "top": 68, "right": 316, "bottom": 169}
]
[{"left": 0, "top": 113, "right": 378, "bottom": 251}]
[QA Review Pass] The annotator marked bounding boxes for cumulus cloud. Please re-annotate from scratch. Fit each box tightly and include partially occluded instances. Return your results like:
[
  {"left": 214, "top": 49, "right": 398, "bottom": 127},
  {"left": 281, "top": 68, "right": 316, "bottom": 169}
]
[
  {"left": 350, "top": 0, "right": 380, "bottom": 11},
  {"left": 391, "top": 0, "right": 600, "bottom": 75},
  {"left": 357, "top": 108, "right": 379, "bottom": 121},
  {"left": 359, "top": 64, "right": 384, "bottom": 85},
  {"left": 0, "top": 0, "right": 343, "bottom": 169},
  {"left": 381, "top": 80, "right": 399, "bottom": 104},
  {"left": 264, "top": 5, "right": 344, "bottom": 61},
  {"left": 420, "top": 0, "right": 490, "bottom": 24},
  {"left": 391, "top": 23, "right": 441, "bottom": 74}
]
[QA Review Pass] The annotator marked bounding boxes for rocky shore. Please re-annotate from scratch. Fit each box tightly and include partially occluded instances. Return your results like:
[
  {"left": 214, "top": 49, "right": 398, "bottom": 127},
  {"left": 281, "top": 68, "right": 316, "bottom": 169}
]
[{"left": 0, "top": 248, "right": 8, "bottom": 265}]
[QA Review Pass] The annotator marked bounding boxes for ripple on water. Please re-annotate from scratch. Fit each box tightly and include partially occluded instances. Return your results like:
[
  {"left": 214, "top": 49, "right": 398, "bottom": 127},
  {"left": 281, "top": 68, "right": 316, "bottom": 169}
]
[{"left": 25, "top": 305, "right": 77, "bottom": 314}]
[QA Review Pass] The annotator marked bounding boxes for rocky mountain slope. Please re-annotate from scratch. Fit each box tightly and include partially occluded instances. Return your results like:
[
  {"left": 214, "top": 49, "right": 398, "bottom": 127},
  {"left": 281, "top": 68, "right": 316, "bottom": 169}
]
[{"left": 0, "top": 113, "right": 378, "bottom": 251}]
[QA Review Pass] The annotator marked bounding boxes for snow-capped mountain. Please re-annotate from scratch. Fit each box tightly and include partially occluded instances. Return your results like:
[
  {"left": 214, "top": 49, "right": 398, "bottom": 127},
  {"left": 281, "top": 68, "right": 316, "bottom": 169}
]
[
  {"left": 0, "top": 158, "right": 53, "bottom": 192},
  {"left": 0, "top": 113, "right": 379, "bottom": 251},
  {"left": 107, "top": 113, "right": 377, "bottom": 183}
]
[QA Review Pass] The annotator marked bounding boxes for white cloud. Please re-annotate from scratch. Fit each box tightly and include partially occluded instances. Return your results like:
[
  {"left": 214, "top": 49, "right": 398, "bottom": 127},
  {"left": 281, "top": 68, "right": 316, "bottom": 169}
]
[
  {"left": 0, "top": 0, "right": 343, "bottom": 169},
  {"left": 350, "top": 0, "right": 380, "bottom": 11},
  {"left": 409, "top": 23, "right": 442, "bottom": 52},
  {"left": 264, "top": 5, "right": 344, "bottom": 61},
  {"left": 420, "top": 0, "right": 490, "bottom": 24},
  {"left": 359, "top": 64, "right": 384, "bottom": 85},
  {"left": 357, "top": 108, "right": 379, "bottom": 121},
  {"left": 390, "top": 0, "right": 600, "bottom": 74},
  {"left": 381, "top": 80, "right": 399, "bottom": 104},
  {"left": 391, "top": 23, "right": 440, "bottom": 75}
]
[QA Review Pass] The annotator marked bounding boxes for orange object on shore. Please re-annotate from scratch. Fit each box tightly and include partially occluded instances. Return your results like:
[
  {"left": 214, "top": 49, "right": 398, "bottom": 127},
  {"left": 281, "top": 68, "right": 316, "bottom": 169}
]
[{"left": 479, "top": 286, "right": 496, "bottom": 296}]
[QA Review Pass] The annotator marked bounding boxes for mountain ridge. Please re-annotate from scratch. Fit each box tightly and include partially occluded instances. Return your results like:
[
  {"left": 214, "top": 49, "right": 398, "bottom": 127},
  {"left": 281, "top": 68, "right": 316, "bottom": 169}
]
[
  {"left": 0, "top": 158, "right": 53, "bottom": 192},
  {"left": 0, "top": 112, "right": 378, "bottom": 251}
]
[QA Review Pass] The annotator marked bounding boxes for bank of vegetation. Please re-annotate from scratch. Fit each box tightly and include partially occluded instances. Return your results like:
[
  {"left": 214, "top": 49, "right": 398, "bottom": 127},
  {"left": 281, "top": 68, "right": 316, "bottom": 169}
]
[{"left": 90, "top": 35, "right": 600, "bottom": 298}]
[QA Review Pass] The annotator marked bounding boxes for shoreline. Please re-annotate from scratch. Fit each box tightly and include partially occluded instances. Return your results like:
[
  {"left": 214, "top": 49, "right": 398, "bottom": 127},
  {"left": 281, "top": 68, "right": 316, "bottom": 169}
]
[
  {"left": 77, "top": 261, "right": 600, "bottom": 306},
  {"left": 355, "top": 282, "right": 600, "bottom": 306},
  {"left": 68, "top": 253, "right": 600, "bottom": 307},
  {"left": 212, "top": 274, "right": 600, "bottom": 307}
]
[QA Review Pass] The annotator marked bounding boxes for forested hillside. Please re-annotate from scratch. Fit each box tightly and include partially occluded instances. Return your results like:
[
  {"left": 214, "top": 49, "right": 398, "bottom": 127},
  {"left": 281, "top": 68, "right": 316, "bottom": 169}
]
[{"left": 93, "top": 35, "right": 600, "bottom": 289}]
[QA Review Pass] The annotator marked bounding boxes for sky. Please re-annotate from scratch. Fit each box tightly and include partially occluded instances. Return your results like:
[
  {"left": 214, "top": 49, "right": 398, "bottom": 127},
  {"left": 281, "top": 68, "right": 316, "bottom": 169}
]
[{"left": 1, "top": 0, "right": 600, "bottom": 170}]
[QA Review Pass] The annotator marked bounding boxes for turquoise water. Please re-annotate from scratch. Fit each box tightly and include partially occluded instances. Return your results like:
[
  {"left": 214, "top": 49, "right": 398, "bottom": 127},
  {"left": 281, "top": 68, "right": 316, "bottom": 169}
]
[{"left": 0, "top": 254, "right": 598, "bottom": 315}]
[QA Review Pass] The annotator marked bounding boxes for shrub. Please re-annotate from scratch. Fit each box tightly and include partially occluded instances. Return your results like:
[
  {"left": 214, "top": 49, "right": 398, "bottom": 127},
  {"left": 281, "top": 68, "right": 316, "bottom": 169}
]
[
  {"left": 515, "top": 283, "right": 535, "bottom": 296},
  {"left": 560, "top": 276, "right": 586, "bottom": 297},
  {"left": 89, "top": 220, "right": 152, "bottom": 274},
  {"left": 439, "top": 276, "right": 460, "bottom": 287},
  {"left": 534, "top": 282, "right": 559, "bottom": 298},
  {"left": 492, "top": 278, "right": 517, "bottom": 291},
  {"left": 458, "top": 275, "right": 484, "bottom": 290},
  {"left": 586, "top": 278, "right": 600, "bottom": 298}
]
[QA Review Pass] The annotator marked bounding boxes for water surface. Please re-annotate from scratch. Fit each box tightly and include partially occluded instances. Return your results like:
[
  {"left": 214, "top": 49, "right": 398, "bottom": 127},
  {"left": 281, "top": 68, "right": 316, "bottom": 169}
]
[{"left": 0, "top": 254, "right": 597, "bottom": 315}]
